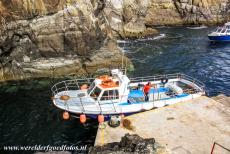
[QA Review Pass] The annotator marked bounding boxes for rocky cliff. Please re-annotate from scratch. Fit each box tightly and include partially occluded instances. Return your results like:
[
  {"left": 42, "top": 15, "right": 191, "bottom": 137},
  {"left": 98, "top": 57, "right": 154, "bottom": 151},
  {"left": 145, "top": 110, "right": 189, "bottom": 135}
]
[
  {"left": 146, "top": 0, "right": 230, "bottom": 25},
  {"left": 0, "top": 0, "right": 229, "bottom": 81},
  {"left": 0, "top": 0, "right": 132, "bottom": 81}
]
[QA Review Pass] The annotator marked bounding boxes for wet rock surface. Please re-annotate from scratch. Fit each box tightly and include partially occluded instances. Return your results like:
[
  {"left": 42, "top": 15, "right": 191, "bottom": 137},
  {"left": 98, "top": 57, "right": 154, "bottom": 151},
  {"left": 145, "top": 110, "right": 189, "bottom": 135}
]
[
  {"left": 0, "top": 0, "right": 131, "bottom": 81},
  {"left": 89, "top": 133, "right": 165, "bottom": 154},
  {"left": 0, "top": 0, "right": 229, "bottom": 81}
]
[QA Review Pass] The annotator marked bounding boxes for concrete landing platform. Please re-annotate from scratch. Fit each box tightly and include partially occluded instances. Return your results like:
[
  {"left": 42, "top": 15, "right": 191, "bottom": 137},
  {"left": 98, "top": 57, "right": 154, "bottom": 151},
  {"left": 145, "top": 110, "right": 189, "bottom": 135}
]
[{"left": 95, "top": 96, "right": 230, "bottom": 154}]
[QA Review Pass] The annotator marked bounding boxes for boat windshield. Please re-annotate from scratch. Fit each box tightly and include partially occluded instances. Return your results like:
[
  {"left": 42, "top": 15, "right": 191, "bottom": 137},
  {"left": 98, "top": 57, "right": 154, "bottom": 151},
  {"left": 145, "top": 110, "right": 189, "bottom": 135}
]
[
  {"left": 90, "top": 86, "right": 102, "bottom": 100},
  {"left": 221, "top": 28, "right": 226, "bottom": 33},
  {"left": 87, "top": 82, "right": 95, "bottom": 94},
  {"left": 217, "top": 28, "right": 222, "bottom": 32}
]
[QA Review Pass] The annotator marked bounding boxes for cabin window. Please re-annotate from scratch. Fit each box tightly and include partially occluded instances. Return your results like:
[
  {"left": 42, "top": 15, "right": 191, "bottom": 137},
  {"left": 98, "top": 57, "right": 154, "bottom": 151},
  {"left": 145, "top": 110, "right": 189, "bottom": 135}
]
[
  {"left": 221, "top": 28, "right": 226, "bottom": 33},
  {"left": 227, "top": 29, "right": 230, "bottom": 33},
  {"left": 90, "top": 86, "right": 101, "bottom": 100},
  {"left": 101, "top": 91, "right": 109, "bottom": 100},
  {"left": 217, "top": 28, "right": 222, "bottom": 32},
  {"left": 113, "top": 90, "right": 119, "bottom": 99},
  {"left": 101, "top": 90, "right": 119, "bottom": 101},
  {"left": 87, "top": 82, "right": 95, "bottom": 94}
]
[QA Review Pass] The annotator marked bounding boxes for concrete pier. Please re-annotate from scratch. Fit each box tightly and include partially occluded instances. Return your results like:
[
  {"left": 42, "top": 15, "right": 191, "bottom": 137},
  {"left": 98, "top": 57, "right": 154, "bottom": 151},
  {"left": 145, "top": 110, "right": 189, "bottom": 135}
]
[{"left": 94, "top": 96, "right": 230, "bottom": 153}]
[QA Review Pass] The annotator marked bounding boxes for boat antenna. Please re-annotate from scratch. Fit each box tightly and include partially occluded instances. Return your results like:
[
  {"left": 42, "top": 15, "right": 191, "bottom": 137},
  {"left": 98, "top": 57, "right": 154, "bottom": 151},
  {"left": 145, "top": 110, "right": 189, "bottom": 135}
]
[
  {"left": 121, "top": 48, "right": 124, "bottom": 70},
  {"left": 121, "top": 39, "right": 127, "bottom": 75}
]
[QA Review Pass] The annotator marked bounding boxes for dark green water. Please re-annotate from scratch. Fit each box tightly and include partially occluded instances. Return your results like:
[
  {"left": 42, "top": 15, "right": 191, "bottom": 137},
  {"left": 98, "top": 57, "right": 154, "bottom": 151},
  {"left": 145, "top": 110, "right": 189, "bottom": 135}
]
[
  {"left": 0, "top": 79, "right": 98, "bottom": 153},
  {"left": 0, "top": 26, "right": 229, "bottom": 153}
]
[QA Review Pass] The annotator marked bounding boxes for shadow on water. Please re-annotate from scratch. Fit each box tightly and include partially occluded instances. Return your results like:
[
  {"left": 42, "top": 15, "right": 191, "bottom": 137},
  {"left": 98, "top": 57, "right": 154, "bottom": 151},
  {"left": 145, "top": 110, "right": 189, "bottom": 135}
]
[
  {"left": 208, "top": 41, "right": 230, "bottom": 49},
  {"left": 0, "top": 79, "right": 98, "bottom": 153}
]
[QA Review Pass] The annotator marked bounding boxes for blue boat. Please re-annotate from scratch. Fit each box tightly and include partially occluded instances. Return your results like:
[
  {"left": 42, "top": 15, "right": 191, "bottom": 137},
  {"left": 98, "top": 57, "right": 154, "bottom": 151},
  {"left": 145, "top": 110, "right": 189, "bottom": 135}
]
[{"left": 208, "top": 22, "right": 230, "bottom": 41}]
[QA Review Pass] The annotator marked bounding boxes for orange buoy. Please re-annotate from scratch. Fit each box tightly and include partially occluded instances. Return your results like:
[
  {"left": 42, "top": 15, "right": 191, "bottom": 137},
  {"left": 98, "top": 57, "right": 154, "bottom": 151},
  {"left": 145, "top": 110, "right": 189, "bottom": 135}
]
[
  {"left": 80, "top": 114, "right": 86, "bottom": 123},
  {"left": 98, "top": 114, "right": 104, "bottom": 123},
  {"left": 80, "top": 84, "right": 88, "bottom": 90},
  {"left": 63, "top": 111, "right": 70, "bottom": 120},
  {"left": 60, "top": 95, "right": 70, "bottom": 101}
]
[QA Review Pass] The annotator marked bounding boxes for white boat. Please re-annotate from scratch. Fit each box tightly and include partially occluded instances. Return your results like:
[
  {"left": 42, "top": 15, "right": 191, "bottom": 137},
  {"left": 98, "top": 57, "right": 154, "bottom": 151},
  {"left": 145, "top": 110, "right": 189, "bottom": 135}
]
[
  {"left": 51, "top": 69, "right": 205, "bottom": 120},
  {"left": 208, "top": 22, "right": 230, "bottom": 41},
  {"left": 186, "top": 25, "right": 207, "bottom": 30}
]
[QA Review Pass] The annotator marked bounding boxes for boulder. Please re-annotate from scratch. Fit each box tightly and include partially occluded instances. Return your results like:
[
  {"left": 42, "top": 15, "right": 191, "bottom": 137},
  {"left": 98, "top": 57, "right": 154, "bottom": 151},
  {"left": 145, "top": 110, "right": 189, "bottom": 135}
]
[{"left": 89, "top": 133, "right": 165, "bottom": 154}]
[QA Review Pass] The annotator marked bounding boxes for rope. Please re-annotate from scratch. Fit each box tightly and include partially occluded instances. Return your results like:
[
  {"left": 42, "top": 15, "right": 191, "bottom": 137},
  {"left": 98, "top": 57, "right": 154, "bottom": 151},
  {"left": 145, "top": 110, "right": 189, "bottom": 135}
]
[{"left": 99, "top": 123, "right": 107, "bottom": 146}]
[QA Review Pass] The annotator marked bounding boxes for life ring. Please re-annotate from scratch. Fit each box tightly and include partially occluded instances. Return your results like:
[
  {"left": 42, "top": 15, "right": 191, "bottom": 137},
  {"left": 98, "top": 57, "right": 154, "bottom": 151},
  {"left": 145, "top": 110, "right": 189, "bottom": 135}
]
[
  {"left": 161, "top": 77, "right": 168, "bottom": 84},
  {"left": 60, "top": 95, "right": 70, "bottom": 101}
]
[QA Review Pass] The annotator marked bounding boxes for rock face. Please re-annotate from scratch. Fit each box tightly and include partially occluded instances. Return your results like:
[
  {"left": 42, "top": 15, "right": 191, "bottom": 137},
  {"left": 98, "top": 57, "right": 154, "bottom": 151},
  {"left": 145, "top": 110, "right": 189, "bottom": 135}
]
[
  {"left": 89, "top": 133, "right": 165, "bottom": 154},
  {"left": 174, "top": 0, "right": 230, "bottom": 24},
  {"left": 145, "top": 0, "right": 230, "bottom": 25},
  {"left": 0, "top": 0, "right": 132, "bottom": 81},
  {"left": 145, "top": 0, "right": 184, "bottom": 25},
  {"left": 100, "top": 0, "right": 159, "bottom": 38},
  {"left": 0, "top": 0, "right": 229, "bottom": 81}
]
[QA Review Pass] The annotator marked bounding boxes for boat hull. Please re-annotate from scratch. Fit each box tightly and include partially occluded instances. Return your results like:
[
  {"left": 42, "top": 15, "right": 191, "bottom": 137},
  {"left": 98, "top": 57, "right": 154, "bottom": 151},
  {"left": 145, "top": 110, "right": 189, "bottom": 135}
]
[{"left": 208, "top": 35, "right": 230, "bottom": 41}]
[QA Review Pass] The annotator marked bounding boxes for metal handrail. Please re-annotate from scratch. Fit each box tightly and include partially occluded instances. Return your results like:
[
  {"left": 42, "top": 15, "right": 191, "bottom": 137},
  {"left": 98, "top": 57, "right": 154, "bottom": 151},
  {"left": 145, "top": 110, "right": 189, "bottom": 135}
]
[
  {"left": 51, "top": 73, "right": 205, "bottom": 96},
  {"left": 130, "top": 73, "right": 205, "bottom": 88},
  {"left": 211, "top": 142, "right": 230, "bottom": 154},
  {"left": 51, "top": 78, "right": 94, "bottom": 96}
]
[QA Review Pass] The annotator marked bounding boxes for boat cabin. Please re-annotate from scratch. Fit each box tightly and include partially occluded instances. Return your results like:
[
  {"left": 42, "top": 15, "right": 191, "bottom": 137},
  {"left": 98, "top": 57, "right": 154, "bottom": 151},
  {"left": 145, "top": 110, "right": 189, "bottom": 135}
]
[
  {"left": 215, "top": 22, "right": 230, "bottom": 35},
  {"left": 86, "top": 69, "right": 130, "bottom": 103}
]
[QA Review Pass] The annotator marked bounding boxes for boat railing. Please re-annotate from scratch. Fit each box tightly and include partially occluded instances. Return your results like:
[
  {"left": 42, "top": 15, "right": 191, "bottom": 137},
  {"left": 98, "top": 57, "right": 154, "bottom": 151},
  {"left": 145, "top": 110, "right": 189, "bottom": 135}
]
[
  {"left": 181, "top": 74, "right": 205, "bottom": 90},
  {"left": 51, "top": 76, "right": 205, "bottom": 115},
  {"left": 51, "top": 73, "right": 205, "bottom": 96},
  {"left": 51, "top": 78, "right": 95, "bottom": 96},
  {"left": 130, "top": 73, "right": 205, "bottom": 91}
]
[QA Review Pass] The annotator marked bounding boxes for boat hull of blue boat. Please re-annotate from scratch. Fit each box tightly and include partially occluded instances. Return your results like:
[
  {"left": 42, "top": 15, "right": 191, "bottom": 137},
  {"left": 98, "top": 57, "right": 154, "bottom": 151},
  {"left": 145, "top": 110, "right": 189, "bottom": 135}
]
[{"left": 208, "top": 35, "right": 230, "bottom": 41}]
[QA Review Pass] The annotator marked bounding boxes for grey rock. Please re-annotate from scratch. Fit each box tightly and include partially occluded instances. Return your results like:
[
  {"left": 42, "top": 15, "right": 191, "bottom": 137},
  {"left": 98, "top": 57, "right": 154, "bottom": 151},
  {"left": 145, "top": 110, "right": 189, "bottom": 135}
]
[
  {"left": 180, "top": 3, "right": 187, "bottom": 10},
  {"left": 185, "top": 4, "right": 193, "bottom": 12},
  {"left": 89, "top": 133, "right": 159, "bottom": 154},
  {"left": 192, "top": 6, "right": 197, "bottom": 14},
  {"left": 23, "top": 55, "right": 30, "bottom": 63},
  {"left": 180, "top": 0, "right": 189, "bottom": 3}
]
